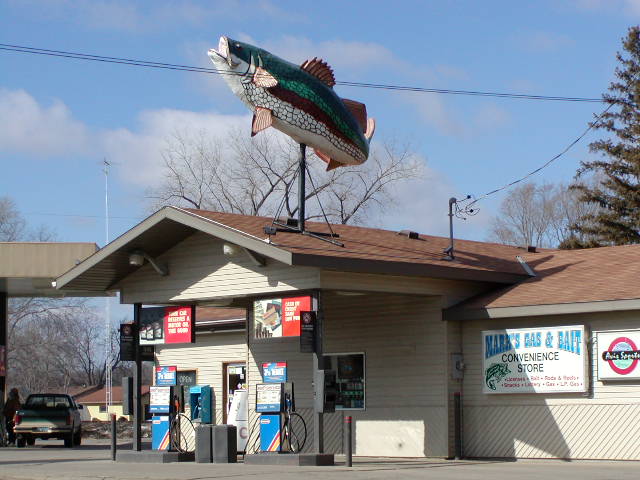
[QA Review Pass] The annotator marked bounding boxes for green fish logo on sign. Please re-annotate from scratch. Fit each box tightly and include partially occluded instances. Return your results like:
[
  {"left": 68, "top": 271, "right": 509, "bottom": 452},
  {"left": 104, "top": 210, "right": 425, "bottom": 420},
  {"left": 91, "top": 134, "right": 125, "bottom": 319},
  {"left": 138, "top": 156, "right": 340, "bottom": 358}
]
[
  {"left": 208, "top": 36, "right": 375, "bottom": 170},
  {"left": 485, "top": 363, "right": 510, "bottom": 391}
]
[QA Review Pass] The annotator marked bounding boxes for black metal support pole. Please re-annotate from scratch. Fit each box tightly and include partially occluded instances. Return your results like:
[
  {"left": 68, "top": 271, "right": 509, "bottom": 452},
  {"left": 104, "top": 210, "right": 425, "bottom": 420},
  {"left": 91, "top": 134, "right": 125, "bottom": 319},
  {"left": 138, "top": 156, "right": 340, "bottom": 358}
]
[
  {"left": 344, "top": 415, "right": 352, "bottom": 467},
  {"left": 0, "top": 292, "right": 7, "bottom": 404},
  {"left": 454, "top": 392, "right": 462, "bottom": 459},
  {"left": 298, "top": 143, "right": 307, "bottom": 232},
  {"left": 110, "top": 413, "right": 117, "bottom": 461},
  {"left": 313, "top": 290, "right": 324, "bottom": 453},
  {"left": 133, "top": 303, "right": 142, "bottom": 451}
]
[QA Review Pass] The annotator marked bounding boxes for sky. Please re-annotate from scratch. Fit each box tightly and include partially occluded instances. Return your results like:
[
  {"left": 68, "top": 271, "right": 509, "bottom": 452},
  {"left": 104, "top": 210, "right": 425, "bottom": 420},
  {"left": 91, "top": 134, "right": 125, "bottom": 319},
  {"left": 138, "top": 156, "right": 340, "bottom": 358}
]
[{"left": 0, "top": 2, "right": 637, "bottom": 276}]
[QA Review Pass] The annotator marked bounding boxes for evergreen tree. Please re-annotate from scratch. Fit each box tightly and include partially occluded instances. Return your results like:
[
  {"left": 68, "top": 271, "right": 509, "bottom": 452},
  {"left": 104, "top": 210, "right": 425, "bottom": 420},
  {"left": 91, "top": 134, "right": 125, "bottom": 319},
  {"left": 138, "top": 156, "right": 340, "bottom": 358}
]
[{"left": 571, "top": 26, "right": 640, "bottom": 245}]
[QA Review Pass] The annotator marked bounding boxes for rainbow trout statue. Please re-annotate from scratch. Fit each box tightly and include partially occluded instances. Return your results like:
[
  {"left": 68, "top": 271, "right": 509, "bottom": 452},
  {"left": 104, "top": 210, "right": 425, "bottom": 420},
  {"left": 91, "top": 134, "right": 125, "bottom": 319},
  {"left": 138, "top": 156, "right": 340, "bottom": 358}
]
[{"left": 208, "top": 36, "right": 375, "bottom": 170}]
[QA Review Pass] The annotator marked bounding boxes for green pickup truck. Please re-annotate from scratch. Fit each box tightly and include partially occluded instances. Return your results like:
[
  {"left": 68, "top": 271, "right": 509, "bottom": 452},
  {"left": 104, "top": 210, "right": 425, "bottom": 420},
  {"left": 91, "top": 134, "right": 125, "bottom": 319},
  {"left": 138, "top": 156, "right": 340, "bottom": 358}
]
[{"left": 14, "top": 393, "right": 83, "bottom": 448}]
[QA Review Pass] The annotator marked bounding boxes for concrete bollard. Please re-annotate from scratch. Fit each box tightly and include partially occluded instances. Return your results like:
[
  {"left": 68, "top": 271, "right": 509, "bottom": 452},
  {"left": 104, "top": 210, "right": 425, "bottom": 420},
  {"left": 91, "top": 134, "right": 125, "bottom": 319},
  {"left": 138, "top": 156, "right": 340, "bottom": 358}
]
[
  {"left": 194, "top": 424, "right": 213, "bottom": 463},
  {"left": 212, "top": 425, "right": 237, "bottom": 463}
]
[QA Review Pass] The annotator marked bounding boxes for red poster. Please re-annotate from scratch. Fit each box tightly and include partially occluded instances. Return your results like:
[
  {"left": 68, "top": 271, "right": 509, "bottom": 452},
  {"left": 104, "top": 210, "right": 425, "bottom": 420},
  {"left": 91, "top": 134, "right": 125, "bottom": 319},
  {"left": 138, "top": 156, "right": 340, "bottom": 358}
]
[
  {"left": 164, "top": 306, "right": 193, "bottom": 344},
  {"left": 282, "top": 297, "right": 311, "bottom": 337}
]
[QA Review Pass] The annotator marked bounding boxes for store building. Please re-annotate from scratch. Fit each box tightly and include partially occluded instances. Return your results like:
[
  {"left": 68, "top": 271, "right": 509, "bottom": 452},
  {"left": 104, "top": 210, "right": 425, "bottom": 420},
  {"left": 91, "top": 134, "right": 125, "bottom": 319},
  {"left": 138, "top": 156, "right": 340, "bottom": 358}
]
[{"left": 54, "top": 206, "right": 640, "bottom": 460}]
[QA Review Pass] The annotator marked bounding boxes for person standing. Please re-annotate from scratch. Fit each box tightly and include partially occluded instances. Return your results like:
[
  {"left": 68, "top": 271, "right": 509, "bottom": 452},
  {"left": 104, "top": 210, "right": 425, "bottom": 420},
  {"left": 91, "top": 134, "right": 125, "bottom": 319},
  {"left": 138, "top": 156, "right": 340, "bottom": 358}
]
[{"left": 2, "top": 388, "right": 21, "bottom": 445}]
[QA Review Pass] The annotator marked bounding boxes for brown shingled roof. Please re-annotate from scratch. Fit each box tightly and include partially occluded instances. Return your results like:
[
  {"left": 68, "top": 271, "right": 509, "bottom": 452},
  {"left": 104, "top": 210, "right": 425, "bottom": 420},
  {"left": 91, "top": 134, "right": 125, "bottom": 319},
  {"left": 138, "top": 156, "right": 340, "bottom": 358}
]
[
  {"left": 183, "top": 209, "right": 535, "bottom": 283},
  {"left": 446, "top": 243, "right": 640, "bottom": 313},
  {"left": 75, "top": 386, "right": 150, "bottom": 405}
]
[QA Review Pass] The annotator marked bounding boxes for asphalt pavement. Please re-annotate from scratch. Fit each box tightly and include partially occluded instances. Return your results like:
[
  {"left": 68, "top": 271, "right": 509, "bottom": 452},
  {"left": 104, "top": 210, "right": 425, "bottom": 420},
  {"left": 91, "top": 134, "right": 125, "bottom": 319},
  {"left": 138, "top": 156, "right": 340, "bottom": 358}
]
[{"left": 0, "top": 439, "right": 638, "bottom": 480}]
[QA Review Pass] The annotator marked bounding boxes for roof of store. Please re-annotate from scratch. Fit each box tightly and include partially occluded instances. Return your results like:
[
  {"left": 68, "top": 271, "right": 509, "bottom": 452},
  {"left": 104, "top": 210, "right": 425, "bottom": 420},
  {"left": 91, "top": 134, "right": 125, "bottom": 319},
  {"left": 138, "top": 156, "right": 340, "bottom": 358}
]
[
  {"left": 55, "top": 206, "right": 535, "bottom": 292},
  {"left": 53, "top": 207, "right": 640, "bottom": 319},
  {"left": 445, "top": 243, "right": 640, "bottom": 319}
]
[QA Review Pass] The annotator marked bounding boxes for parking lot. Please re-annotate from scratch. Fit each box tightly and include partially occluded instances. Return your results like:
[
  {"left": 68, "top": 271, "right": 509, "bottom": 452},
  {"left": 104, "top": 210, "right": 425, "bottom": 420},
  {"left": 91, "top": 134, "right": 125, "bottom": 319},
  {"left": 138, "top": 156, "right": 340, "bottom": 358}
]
[{"left": 0, "top": 440, "right": 639, "bottom": 480}]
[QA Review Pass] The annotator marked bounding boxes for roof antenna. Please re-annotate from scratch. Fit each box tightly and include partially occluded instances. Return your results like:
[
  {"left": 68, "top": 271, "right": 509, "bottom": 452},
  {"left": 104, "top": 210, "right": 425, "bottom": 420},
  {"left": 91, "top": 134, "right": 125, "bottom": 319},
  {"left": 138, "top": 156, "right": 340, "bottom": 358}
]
[
  {"left": 444, "top": 197, "right": 457, "bottom": 261},
  {"left": 443, "top": 195, "right": 474, "bottom": 261}
]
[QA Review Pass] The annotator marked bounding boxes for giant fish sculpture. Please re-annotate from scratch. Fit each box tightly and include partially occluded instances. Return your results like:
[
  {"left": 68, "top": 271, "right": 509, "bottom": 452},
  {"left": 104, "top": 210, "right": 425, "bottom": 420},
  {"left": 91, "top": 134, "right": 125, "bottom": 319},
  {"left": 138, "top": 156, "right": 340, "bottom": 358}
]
[{"left": 208, "top": 36, "right": 375, "bottom": 170}]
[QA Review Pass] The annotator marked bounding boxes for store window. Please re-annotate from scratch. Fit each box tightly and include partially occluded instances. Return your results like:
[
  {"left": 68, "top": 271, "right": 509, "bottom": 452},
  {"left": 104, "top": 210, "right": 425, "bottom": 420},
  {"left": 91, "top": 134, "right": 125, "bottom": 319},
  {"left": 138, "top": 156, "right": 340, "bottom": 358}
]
[{"left": 325, "top": 353, "right": 365, "bottom": 410}]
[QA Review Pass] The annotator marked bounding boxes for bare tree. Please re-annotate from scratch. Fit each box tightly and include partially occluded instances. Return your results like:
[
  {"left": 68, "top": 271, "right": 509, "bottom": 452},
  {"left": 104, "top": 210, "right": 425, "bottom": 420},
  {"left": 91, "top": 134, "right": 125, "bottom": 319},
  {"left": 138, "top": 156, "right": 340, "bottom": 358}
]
[
  {"left": 2, "top": 198, "right": 106, "bottom": 395},
  {"left": 488, "top": 181, "right": 599, "bottom": 248},
  {"left": 147, "top": 129, "right": 423, "bottom": 225}
]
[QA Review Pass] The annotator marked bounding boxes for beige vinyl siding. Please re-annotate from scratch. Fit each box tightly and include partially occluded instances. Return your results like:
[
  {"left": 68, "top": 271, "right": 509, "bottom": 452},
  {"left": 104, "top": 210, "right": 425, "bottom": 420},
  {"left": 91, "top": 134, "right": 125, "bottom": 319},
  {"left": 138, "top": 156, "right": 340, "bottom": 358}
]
[
  {"left": 118, "top": 232, "right": 321, "bottom": 304},
  {"left": 446, "top": 316, "right": 463, "bottom": 457},
  {"left": 247, "top": 291, "right": 449, "bottom": 457},
  {"left": 320, "top": 271, "right": 493, "bottom": 307},
  {"left": 461, "top": 309, "right": 640, "bottom": 459},
  {"left": 155, "top": 330, "right": 247, "bottom": 424}
]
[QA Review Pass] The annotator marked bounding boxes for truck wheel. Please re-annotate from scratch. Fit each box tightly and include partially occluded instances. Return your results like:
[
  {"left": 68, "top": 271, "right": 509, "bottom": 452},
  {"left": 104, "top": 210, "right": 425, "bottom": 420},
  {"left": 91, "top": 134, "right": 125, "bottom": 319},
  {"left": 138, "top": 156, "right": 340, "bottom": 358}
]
[
  {"left": 74, "top": 428, "right": 82, "bottom": 446},
  {"left": 16, "top": 437, "right": 26, "bottom": 448},
  {"left": 26, "top": 437, "right": 35, "bottom": 446},
  {"left": 64, "top": 434, "right": 73, "bottom": 448}
]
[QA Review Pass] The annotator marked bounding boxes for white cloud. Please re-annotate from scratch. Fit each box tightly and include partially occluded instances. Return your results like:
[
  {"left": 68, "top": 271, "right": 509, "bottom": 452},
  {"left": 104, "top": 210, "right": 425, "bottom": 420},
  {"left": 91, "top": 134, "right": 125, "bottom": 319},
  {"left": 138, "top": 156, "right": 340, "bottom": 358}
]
[
  {"left": 0, "top": 88, "right": 89, "bottom": 156},
  {"left": 472, "top": 104, "right": 511, "bottom": 133},
  {"left": 0, "top": 87, "right": 252, "bottom": 187},
  {"left": 515, "top": 31, "right": 575, "bottom": 52},
  {"left": 573, "top": 0, "right": 640, "bottom": 15},
  {"left": 7, "top": 0, "right": 307, "bottom": 33},
  {"left": 100, "top": 109, "right": 250, "bottom": 187}
]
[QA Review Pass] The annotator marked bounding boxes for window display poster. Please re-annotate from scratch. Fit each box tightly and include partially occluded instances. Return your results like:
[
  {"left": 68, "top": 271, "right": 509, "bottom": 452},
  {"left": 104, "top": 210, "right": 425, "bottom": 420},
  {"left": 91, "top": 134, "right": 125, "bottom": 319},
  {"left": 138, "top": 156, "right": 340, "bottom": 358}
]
[
  {"left": 253, "top": 296, "right": 311, "bottom": 338},
  {"left": 597, "top": 330, "right": 640, "bottom": 380},
  {"left": 482, "top": 326, "right": 586, "bottom": 394},
  {"left": 139, "top": 306, "right": 194, "bottom": 345}
]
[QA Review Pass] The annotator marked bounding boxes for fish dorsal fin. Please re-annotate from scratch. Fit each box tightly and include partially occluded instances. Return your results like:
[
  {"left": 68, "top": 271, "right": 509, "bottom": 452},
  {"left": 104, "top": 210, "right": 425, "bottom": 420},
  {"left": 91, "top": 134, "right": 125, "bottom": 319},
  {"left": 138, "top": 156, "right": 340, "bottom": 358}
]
[
  {"left": 341, "top": 98, "right": 367, "bottom": 133},
  {"left": 300, "top": 57, "right": 335, "bottom": 87},
  {"left": 253, "top": 66, "right": 278, "bottom": 88}
]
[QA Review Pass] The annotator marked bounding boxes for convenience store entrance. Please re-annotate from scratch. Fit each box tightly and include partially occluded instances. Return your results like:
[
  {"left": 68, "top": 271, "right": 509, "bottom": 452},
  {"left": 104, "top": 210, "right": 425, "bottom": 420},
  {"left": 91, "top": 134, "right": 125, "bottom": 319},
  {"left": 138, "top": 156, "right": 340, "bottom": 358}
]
[{"left": 223, "top": 362, "right": 247, "bottom": 423}]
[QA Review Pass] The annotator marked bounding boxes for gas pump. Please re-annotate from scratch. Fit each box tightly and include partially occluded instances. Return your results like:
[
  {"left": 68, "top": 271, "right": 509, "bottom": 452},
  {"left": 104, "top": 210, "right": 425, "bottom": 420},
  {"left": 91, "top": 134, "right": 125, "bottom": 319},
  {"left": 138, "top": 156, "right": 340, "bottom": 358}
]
[
  {"left": 149, "top": 386, "right": 174, "bottom": 450},
  {"left": 255, "top": 382, "right": 296, "bottom": 452}
]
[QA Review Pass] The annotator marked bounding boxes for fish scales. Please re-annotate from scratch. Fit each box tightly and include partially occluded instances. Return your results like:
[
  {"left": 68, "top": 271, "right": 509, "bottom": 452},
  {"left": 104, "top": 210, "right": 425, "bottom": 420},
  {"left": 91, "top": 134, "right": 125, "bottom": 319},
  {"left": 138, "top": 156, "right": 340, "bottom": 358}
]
[{"left": 263, "top": 56, "right": 364, "bottom": 147}]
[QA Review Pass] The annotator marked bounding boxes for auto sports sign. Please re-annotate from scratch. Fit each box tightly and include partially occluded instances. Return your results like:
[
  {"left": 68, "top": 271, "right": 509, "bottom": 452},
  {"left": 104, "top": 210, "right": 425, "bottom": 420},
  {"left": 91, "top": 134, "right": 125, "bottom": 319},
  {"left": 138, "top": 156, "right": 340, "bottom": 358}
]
[
  {"left": 482, "top": 326, "right": 587, "bottom": 394},
  {"left": 597, "top": 330, "right": 640, "bottom": 380}
]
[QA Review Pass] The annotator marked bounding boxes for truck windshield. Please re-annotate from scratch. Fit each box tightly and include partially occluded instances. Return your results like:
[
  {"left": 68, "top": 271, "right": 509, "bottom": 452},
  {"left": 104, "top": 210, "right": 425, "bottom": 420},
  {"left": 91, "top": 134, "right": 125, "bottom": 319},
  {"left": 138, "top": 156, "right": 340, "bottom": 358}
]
[{"left": 25, "top": 395, "right": 72, "bottom": 409}]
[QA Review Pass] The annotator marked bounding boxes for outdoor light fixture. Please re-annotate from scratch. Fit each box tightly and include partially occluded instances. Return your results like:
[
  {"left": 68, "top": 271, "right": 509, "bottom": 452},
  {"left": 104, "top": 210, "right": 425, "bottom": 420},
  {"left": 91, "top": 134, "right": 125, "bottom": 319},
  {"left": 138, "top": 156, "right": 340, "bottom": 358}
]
[
  {"left": 128, "top": 249, "right": 168, "bottom": 276},
  {"left": 223, "top": 242, "right": 241, "bottom": 256}
]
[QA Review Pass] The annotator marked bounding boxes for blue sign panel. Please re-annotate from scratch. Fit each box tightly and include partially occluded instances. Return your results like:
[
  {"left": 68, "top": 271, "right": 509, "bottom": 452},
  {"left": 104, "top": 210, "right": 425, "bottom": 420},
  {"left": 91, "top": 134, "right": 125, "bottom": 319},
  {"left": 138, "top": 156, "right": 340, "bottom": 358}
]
[
  {"left": 155, "top": 366, "right": 177, "bottom": 386},
  {"left": 262, "top": 362, "right": 287, "bottom": 383},
  {"left": 152, "top": 416, "right": 171, "bottom": 450},
  {"left": 259, "top": 414, "right": 281, "bottom": 452}
]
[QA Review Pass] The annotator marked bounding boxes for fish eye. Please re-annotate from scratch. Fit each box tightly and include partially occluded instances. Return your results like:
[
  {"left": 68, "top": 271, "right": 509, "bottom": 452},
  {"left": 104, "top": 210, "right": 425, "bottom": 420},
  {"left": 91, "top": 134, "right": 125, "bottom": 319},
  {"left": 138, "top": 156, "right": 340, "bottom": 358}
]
[{"left": 235, "top": 43, "right": 242, "bottom": 49}]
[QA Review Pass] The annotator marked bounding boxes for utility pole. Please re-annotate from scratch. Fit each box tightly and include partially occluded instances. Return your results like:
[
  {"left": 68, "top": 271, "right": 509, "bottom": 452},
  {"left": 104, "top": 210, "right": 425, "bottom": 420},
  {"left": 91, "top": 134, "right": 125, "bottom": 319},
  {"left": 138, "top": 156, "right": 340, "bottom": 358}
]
[{"left": 103, "top": 159, "right": 112, "bottom": 413}]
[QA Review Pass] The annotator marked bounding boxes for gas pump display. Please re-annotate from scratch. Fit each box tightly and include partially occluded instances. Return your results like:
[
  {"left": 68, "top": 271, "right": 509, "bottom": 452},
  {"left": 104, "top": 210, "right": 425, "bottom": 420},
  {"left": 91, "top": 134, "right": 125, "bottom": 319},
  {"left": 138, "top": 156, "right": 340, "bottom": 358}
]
[{"left": 256, "top": 383, "right": 283, "bottom": 413}]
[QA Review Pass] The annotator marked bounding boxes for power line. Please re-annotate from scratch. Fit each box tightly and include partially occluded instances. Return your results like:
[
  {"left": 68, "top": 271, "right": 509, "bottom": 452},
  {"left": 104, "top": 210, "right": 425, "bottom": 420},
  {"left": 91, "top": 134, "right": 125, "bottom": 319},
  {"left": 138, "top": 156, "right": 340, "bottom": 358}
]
[
  {"left": 0, "top": 43, "right": 603, "bottom": 103},
  {"left": 458, "top": 96, "right": 619, "bottom": 213}
]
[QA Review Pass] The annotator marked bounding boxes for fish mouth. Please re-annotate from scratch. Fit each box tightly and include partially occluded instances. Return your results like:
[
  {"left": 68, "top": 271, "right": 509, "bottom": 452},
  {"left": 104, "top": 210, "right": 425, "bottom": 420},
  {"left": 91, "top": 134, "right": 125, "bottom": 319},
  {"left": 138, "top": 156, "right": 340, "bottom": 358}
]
[{"left": 208, "top": 36, "right": 231, "bottom": 66}]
